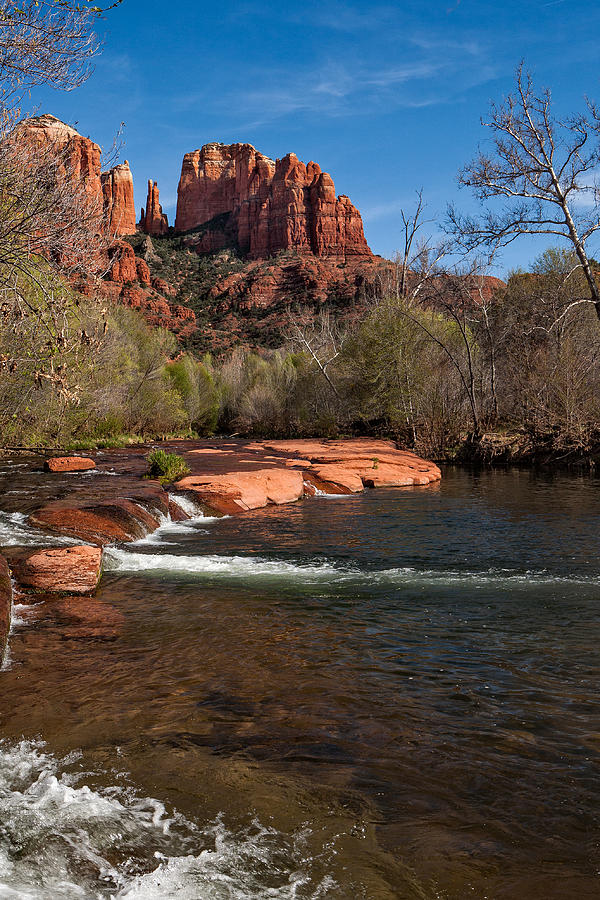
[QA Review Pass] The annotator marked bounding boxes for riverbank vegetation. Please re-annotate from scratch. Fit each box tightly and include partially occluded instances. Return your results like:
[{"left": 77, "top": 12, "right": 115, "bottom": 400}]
[{"left": 3, "top": 243, "right": 600, "bottom": 469}]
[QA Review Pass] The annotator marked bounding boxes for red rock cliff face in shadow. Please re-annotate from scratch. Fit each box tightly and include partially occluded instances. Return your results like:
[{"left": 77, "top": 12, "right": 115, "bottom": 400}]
[
  {"left": 91, "top": 239, "right": 196, "bottom": 338},
  {"left": 138, "top": 179, "right": 169, "bottom": 235},
  {"left": 173, "top": 142, "right": 371, "bottom": 259}
]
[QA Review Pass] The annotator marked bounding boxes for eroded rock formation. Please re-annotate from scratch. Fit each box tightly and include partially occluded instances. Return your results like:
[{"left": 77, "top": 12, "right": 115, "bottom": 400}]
[
  {"left": 139, "top": 179, "right": 168, "bottom": 235},
  {"left": 101, "top": 161, "right": 136, "bottom": 235},
  {"left": 173, "top": 142, "right": 371, "bottom": 259},
  {"left": 19, "top": 115, "right": 136, "bottom": 237}
]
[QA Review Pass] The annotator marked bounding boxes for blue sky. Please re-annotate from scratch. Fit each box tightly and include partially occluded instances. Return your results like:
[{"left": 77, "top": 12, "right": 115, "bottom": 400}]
[{"left": 33, "top": 0, "right": 600, "bottom": 275}]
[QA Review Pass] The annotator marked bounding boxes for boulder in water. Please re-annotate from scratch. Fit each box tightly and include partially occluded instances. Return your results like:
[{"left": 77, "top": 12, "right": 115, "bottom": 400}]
[
  {"left": 9, "top": 546, "right": 102, "bottom": 594},
  {"left": 44, "top": 456, "right": 96, "bottom": 473}
]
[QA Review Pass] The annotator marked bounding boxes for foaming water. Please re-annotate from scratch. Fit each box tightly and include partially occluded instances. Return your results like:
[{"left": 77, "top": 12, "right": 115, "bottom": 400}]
[
  {"left": 168, "top": 493, "right": 204, "bottom": 517},
  {"left": 104, "top": 548, "right": 345, "bottom": 580},
  {"left": 131, "top": 497, "right": 223, "bottom": 547},
  {"left": 0, "top": 740, "right": 335, "bottom": 900},
  {"left": 104, "top": 546, "right": 598, "bottom": 589},
  {"left": 0, "top": 511, "right": 80, "bottom": 548}
]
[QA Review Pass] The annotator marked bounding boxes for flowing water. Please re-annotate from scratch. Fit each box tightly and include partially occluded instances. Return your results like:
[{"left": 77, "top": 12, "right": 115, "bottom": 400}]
[{"left": 0, "top": 464, "right": 599, "bottom": 898}]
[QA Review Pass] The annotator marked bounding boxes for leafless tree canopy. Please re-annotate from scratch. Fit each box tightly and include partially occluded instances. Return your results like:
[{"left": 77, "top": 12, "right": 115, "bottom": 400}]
[
  {"left": 0, "top": 1, "right": 98, "bottom": 104},
  {"left": 287, "top": 308, "right": 345, "bottom": 398},
  {"left": 449, "top": 63, "right": 600, "bottom": 318},
  {"left": 0, "top": 0, "right": 111, "bottom": 391}
]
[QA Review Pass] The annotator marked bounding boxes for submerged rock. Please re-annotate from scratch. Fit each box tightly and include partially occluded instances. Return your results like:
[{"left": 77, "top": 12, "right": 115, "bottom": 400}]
[{"left": 9, "top": 546, "right": 102, "bottom": 594}]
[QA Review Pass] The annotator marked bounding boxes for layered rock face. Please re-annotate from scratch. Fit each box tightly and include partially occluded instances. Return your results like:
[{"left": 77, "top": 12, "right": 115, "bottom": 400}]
[
  {"left": 173, "top": 142, "right": 371, "bottom": 259},
  {"left": 20, "top": 114, "right": 103, "bottom": 207},
  {"left": 20, "top": 115, "right": 136, "bottom": 237},
  {"left": 139, "top": 179, "right": 169, "bottom": 235},
  {"left": 101, "top": 161, "right": 136, "bottom": 235}
]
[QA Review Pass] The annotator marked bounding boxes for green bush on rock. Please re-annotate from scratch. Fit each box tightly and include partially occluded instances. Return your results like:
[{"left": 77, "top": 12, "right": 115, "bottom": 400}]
[{"left": 146, "top": 449, "right": 190, "bottom": 484}]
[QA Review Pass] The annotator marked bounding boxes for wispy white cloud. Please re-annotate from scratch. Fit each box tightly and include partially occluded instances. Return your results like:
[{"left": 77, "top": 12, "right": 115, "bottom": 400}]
[
  {"left": 227, "top": 50, "right": 495, "bottom": 128},
  {"left": 169, "top": 15, "right": 495, "bottom": 131},
  {"left": 362, "top": 199, "right": 406, "bottom": 222},
  {"left": 409, "top": 35, "right": 481, "bottom": 56},
  {"left": 365, "top": 61, "right": 442, "bottom": 88},
  {"left": 308, "top": 3, "right": 399, "bottom": 33}
]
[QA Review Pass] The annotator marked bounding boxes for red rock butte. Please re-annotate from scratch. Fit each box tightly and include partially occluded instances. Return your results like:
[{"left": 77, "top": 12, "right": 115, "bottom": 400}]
[
  {"left": 171, "top": 142, "right": 372, "bottom": 259},
  {"left": 18, "top": 114, "right": 136, "bottom": 237}
]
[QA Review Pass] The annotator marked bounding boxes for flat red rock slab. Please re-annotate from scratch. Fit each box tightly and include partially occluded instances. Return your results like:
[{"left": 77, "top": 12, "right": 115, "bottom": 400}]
[
  {"left": 29, "top": 484, "right": 168, "bottom": 546},
  {"left": 31, "top": 501, "right": 159, "bottom": 546},
  {"left": 44, "top": 456, "right": 96, "bottom": 472},
  {"left": 0, "top": 554, "right": 11, "bottom": 663},
  {"left": 9, "top": 546, "right": 102, "bottom": 594},
  {"left": 176, "top": 469, "right": 304, "bottom": 514}
]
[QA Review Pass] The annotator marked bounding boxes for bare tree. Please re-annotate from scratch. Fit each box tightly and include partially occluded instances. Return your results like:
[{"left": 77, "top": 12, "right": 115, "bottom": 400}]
[
  {"left": 366, "top": 191, "right": 507, "bottom": 440},
  {"left": 287, "top": 308, "right": 345, "bottom": 398},
  {"left": 449, "top": 63, "right": 600, "bottom": 321},
  {"left": 0, "top": 1, "right": 99, "bottom": 106},
  {"left": 0, "top": 0, "right": 114, "bottom": 401}
]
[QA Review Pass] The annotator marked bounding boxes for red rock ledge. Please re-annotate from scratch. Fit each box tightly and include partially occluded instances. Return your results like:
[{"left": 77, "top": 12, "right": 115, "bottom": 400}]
[
  {"left": 175, "top": 439, "right": 441, "bottom": 512},
  {"left": 5, "top": 440, "right": 439, "bottom": 602}
]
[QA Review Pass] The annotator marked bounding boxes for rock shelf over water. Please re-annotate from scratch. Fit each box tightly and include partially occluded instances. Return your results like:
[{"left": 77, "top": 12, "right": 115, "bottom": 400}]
[
  {"left": 176, "top": 438, "right": 441, "bottom": 511},
  {"left": 2, "top": 439, "right": 440, "bottom": 600}
]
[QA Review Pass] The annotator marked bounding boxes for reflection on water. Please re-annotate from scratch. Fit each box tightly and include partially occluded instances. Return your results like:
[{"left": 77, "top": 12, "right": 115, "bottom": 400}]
[{"left": 1, "top": 467, "right": 600, "bottom": 897}]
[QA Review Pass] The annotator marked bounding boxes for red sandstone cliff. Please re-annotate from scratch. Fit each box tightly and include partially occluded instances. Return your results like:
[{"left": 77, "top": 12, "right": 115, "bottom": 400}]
[
  {"left": 20, "top": 114, "right": 103, "bottom": 206},
  {"left": 19, "top": 115, "right": 136, "bottom": 237},
  {"left": 101, "top": 161, "right": 136, "bottom": 235},
  {"left": 95, "top": 239, "right": 196, "bottom": 337},
  {"left": 173, "top": 142, "right": 371, "bottom": 259},
  {"left": 138, "top": 179, "right": 169, "bottom": 235}
]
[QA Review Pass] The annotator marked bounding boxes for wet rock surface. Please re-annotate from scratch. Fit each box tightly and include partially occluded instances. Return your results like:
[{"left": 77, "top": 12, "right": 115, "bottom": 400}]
[
  {"left": 174, "top": 438, "right": 441, "bottom": 510},
  {"left": 0, "top": 440, "right": 440, "bottom": 596},
  {"left": 29, "top": 483, "right": 168, "bottom": 546},
  {"left": 0, "top": 554, "right": 11, "bottom": 662},
  {"left": 8, "top": 546, "right": 102, "bottom": 594}
]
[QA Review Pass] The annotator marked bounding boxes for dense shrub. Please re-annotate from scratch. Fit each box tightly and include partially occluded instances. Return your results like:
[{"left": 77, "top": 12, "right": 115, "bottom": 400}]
[{"left": 146, "top": 449, "right": 190, "bottom": 484}]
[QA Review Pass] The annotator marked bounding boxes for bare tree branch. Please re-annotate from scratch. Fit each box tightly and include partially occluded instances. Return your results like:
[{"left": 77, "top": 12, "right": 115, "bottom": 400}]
[{"left": 448, "top": 62, "right": 600, "bottom": 320}]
